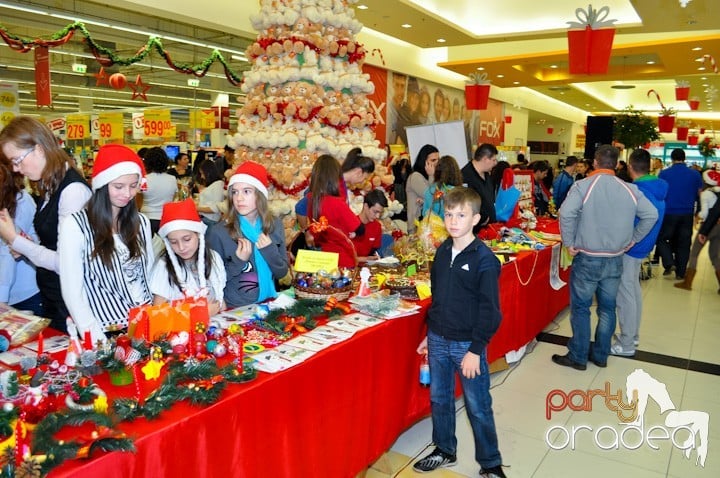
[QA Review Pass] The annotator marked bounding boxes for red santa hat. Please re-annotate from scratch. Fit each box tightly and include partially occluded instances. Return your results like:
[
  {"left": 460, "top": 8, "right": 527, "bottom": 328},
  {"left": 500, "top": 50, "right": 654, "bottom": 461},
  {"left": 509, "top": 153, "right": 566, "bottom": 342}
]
[
  {"left": 158, "top": 199, "right": 208, "bottom": 294},
  {"left": 703, "top": 169, "right": 720, "bottom": 187},
  {"left": 92, "top": 144, "right": 146, "bottom": 191},
  {"left": 227, "top": 161, "right": 269, "bottom": 198}
]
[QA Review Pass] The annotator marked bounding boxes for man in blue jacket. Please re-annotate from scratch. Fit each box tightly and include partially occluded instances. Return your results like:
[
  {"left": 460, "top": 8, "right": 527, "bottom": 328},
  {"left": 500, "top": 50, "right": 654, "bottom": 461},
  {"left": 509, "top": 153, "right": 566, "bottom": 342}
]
[
  {"left": 552, "top": 156, "right": 578, "bottom": 209},
  {"left": 611, "top": 149, "right": 667, "bottom": 356}
]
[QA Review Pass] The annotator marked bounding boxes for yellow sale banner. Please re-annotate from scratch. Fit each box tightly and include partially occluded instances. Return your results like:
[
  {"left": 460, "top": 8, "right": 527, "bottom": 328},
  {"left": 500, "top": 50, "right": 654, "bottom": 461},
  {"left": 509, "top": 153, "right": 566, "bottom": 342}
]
[
  {"left": 66, "top": 114, "right": 90, "bottom": 139},
  {"left": 190, "top": 109, "right": 215, "bottom": 129}
]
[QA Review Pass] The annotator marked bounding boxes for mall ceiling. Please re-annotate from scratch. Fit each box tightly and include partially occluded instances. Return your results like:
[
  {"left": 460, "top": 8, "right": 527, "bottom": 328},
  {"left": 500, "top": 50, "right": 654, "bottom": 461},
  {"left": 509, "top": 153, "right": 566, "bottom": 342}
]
[{"left": 1, "top": 0, "right": 719, "bottom": 131}]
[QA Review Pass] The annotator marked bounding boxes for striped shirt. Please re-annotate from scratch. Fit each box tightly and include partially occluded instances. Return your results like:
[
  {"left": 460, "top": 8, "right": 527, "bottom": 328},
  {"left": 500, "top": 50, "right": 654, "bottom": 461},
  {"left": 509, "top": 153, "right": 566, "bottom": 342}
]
[{"left": 59, "top": 210, "right": 154, "bottom": 342}]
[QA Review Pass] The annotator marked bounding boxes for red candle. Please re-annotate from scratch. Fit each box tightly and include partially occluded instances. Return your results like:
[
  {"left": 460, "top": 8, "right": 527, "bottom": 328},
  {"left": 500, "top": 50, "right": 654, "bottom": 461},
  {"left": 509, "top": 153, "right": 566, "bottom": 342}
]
[
  {"left": 36, "top": 331, "right": 44, "bottom": 356},
  {"left": 237, "top": 339, "right": 244, "bottom": 374},
  {"left": 83, "top": 331, "right": 92, "bottom": 350}
]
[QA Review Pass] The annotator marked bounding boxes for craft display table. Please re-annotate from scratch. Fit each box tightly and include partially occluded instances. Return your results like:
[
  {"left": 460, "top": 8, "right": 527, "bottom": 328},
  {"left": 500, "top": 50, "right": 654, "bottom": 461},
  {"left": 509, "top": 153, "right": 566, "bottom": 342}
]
[{"left": 48, "top": 246, "right": 567, "bottom": 477}]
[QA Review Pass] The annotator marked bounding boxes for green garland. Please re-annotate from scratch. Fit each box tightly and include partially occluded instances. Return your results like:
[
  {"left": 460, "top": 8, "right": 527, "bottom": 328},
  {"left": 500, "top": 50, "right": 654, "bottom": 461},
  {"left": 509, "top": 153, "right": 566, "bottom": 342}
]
[
  {"left": 112, "top": 358, "right": 256, "bottom": 422},
  {"left": 0, "top": 21, "right": 244, "bottom": 86},
  {"left": 0, "top": 407, "right": 19, "bottom": 441},
  {"left": 30, "top": 410, "right": 134, "bottom": 476}
]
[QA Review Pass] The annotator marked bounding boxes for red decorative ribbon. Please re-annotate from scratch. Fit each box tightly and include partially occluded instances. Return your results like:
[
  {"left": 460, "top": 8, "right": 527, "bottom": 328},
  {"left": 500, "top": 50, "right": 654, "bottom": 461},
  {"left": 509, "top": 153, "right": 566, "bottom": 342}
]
[
  {"left": 281, "top": 315, "right": 308, "bottom": 333},
  {"left": 308, "top": 216, "right": 330, "bottom": 235},
  {"left": 267, "top": 174, "right": 309, "bottom": 195}
]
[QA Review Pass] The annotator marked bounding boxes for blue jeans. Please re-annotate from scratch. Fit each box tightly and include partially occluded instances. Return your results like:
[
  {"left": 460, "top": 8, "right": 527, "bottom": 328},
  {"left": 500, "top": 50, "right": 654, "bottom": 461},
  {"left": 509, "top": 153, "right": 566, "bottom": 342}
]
[
  {"left": 428, "top": 330, "right": 502, "bottom": 469},
  {"left": 568, "top": 253, "right": 623, "bottom": 365}
]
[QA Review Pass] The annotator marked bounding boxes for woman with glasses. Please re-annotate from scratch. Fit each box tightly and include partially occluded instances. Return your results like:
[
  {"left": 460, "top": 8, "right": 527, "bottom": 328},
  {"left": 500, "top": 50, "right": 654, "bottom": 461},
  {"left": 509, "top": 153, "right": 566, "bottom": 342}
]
[{"left": 0, "top": 116, "right": 91, "bottom": 331}]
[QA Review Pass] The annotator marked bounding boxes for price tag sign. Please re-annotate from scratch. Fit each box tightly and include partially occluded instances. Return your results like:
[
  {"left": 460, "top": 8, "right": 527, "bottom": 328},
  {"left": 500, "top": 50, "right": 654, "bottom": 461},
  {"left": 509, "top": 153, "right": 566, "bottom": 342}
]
[
  {"left": 66, "top": 114, "right": 90, "bottom": 140},
  {"left": 0, "top": 91, "right": 17, "bottom": 109},
  {"left": 144, "top": 109, "right": 173, "bottom": 138},
  {"left": 97, "top": 112, "right": 123, "bottom": 140}
]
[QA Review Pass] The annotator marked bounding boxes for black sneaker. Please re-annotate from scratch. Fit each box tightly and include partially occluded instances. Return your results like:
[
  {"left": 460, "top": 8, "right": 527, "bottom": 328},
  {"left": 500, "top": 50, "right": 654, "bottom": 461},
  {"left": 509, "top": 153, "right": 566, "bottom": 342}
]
[
  {"left": 413, "top": 447, "right": 457, "bottom": 473},
  {"left": 662, "top": 266, "right": 675, "bottom": 276},
  {"left": 551, "top": 353, "right": 586, "bottom": 371},
  {"left": 480, "top": 465, "right": 507, "bottom": 478}
]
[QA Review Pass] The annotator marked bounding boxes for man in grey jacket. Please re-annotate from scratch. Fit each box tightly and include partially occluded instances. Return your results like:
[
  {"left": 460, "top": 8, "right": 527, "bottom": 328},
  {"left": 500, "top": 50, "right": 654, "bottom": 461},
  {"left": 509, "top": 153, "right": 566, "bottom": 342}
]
[{"left": 552, "top": 145, "right": 658, "bottom": 370}]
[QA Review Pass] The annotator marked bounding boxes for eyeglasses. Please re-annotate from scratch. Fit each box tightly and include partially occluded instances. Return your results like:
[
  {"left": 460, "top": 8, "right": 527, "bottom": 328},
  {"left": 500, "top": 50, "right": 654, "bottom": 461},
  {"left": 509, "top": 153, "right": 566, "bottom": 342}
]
[{"left": 11, "top": 147, "right": 34, "bottom": 167}]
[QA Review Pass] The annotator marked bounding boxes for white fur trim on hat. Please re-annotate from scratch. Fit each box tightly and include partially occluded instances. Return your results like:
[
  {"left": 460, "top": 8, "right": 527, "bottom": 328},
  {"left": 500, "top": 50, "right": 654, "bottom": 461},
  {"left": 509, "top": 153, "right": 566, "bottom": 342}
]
[
  {"left": 228, "top": 174, "right": 268, "bottom": 198},
  {"left": 92, "top": 161, "right": 143, "bottom": 191},
  {"left": 158, "top": 219, "right": 207, "bottom": 239}
]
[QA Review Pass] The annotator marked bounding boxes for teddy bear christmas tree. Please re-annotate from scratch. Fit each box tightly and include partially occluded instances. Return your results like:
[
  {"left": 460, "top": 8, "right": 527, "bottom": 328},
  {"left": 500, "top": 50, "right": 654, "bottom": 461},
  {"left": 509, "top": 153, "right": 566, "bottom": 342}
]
[{"left": 232, "top": 0, "right": 384, "bottom": 200}]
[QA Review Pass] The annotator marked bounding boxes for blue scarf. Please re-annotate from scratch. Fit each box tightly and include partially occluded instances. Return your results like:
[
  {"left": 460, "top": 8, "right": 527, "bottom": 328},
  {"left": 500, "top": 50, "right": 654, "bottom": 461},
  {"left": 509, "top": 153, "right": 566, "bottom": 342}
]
[{"left": 239, "top": 215, "right": 277, "bottom": 302}]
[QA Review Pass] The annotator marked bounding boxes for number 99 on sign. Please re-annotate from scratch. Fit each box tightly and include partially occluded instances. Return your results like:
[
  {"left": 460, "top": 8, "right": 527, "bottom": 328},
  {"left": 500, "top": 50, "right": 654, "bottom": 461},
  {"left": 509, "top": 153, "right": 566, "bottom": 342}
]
[{"left": 99, "top": 123, "right": 112, "bottom": 138}]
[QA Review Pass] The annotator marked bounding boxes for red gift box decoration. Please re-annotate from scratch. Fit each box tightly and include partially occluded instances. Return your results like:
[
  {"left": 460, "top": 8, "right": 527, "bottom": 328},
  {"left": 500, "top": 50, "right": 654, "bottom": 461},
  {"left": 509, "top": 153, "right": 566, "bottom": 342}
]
[
  {"left": 566, "top": 5, "right": 617, "bottom": 75},
  {"left": 688, "top": 135, "right": 699, "bottom": 146},
  {"left": 675, "top": 84, "right": 690, "bottom": 101},
  {"left": 657, "top": 115, "right": 675, "bottom": 133},
  {"left": 676, "top": 126, "right": 689, "bottom": 141},
  {"left": 504, "top": 115, "right": 512, "bottom": 124},
  {"left": 688, "top": 97, "right": 700, "bottom": 111},
  {"left": 465, "top": 84, "right": 490, "bottom": 110}
]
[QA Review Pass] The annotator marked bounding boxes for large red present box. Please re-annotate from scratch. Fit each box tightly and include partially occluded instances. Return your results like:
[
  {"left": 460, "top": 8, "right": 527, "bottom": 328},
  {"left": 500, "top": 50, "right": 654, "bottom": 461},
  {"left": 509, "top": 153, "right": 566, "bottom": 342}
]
[
  {"left": 676, "top": 126, "right": 689, "bottom": 141},
  {"left": 465, "top": 84, "right": 490, "bottom": 110},
  {"left": 657, "top": 115, "right": 675, "bottom": 133},
  {"left": 675, "top": 86, "right": 690, "bottom": 101},
  {"left": 567, "top": 27, "right": 615, "bottom": 74}
]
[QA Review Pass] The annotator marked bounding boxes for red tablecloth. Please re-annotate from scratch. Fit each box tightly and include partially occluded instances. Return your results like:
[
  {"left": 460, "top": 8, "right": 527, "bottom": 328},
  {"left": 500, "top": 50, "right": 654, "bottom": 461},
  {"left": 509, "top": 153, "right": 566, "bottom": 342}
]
[{"left": 49, "top": 245, "right": 568, "bottom": 478}]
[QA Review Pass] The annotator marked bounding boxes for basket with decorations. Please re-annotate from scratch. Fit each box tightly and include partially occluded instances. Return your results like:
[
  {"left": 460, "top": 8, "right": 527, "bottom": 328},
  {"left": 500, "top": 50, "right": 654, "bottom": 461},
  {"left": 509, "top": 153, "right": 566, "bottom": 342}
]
[{"left": 292, "top": 217, "right": 358, "bottom": 301}]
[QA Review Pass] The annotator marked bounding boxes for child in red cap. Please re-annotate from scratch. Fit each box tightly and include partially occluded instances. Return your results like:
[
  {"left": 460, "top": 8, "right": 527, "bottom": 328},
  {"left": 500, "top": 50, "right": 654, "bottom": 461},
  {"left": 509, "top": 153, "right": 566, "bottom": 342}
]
[
  {"left": 150, "top": 198, "right": 226, "bottom": 316},
  {"left": 206, "top": 161, "right": 288, "bottom": 308},
  {"left": 58, "top": 144, "right": 154, "bottom": 343}
]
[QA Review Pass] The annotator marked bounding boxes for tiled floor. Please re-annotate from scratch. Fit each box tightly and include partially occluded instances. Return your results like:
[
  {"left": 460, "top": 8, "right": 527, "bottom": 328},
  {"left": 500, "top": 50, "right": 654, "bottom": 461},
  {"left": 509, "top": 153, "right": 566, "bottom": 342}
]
[{"left": 365, "top": 252, "right": 719, "bottom": 477}]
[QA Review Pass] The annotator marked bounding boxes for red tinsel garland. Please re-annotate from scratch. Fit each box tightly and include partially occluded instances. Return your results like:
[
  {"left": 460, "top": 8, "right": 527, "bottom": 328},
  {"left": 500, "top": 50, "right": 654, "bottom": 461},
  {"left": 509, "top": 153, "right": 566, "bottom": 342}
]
[{"left": 267, "top": 174, "right": 309, "bottom": 195}]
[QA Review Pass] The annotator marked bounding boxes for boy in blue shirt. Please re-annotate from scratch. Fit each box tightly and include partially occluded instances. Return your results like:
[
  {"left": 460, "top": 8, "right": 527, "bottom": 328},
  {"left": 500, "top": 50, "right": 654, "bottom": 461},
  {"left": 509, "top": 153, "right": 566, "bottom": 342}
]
[{"left": 414, "top": 187, "right": 506, "bottom": 478}]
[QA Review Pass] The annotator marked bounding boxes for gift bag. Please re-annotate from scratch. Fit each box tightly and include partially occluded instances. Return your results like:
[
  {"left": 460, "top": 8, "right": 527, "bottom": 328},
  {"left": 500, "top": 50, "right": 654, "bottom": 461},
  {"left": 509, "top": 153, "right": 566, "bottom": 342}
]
[
  {"left": 128, "top": 297, "right": 209, "bottom": 340},
  {"left": 495, "top": 185, "right": 521, "bottom": 222}
]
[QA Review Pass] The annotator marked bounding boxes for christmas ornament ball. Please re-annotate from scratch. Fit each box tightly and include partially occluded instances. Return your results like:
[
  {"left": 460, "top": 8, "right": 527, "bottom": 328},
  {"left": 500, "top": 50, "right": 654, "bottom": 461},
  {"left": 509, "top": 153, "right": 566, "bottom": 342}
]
[
  {"left": 206, "top": 339, "right": 218, "bottom": 354},
  {"left": 212, "top": 343, "right": 227, "bottom": 358}
]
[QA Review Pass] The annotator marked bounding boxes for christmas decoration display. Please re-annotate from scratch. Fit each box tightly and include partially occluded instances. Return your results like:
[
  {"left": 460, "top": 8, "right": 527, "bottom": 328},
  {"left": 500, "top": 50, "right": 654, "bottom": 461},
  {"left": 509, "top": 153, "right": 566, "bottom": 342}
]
[
  {"left": 647, "top": 89, "right": 676, "bottom": 133},
  {"left": 675, "top": 80, "right": 690, "bottom": 100},
  {"left": 698, "top": 136, "right": 717, "bottom": 158},
  {"left": 231, "top": 0, "right": 384, "bottom": 219},
  {"left": 566, "top": 4, "right": 617, "bottom": 75},
  {"left": 129, "top": 74, "right": 151, "bottom": 101},
  {"left": 0, "top": 22, "right": 243, "bottom": 85}
]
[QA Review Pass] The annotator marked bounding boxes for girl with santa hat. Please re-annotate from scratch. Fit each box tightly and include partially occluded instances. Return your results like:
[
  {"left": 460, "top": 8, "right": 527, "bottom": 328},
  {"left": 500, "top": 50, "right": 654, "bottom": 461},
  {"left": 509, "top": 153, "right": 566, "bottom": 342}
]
[
  {"left": 150, "top": 198, "right": 226, "bottom": 316},
  {"left": 58, "top": 144, "right": 154, "bottom": 343},
  {"left": 206, "top": 161, "right": 288, "bottom": 308}
]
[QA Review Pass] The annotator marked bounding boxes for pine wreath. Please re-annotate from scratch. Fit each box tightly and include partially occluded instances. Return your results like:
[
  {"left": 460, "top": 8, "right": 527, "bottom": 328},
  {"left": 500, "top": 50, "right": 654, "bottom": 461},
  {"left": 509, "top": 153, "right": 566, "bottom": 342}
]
[
  {"left": 30, "top": 409, "right": 134, "bottom": 476},
  {"left": 112, "top": 358, "right": 256, "bottom": 422}
]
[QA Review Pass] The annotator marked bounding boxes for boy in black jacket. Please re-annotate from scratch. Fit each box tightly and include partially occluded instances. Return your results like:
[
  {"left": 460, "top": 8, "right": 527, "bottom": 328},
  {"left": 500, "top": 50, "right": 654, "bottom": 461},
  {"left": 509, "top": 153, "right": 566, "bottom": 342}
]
[{"left": 414, "top": 187, "right": 506, "bottom": 478}]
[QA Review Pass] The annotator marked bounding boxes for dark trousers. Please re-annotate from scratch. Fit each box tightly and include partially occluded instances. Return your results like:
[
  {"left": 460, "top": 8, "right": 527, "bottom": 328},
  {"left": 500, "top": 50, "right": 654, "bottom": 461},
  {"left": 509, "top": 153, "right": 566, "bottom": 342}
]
[{"left": 656, "top": 213, "right": 694, "bottom": 277}]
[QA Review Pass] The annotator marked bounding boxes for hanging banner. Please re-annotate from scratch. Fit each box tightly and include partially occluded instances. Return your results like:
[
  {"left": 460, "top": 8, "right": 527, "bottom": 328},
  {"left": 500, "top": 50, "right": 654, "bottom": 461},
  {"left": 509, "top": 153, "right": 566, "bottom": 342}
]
[
  {"left": 132, "top": 112, "right": 144, "bottom": 140},
  {"left": 34, "top": 46, "right": 52, "bottom": 107},
  {"left": 97, "top": 112, "right": 123, "bottom": 141},
  {"left": 476, "top": 98, "right": 505, "bottom": 146},
  {"left": 362, "top": 63, "right": 387, "bottom": 149},
  {"left": 190, "top": 109, "right": 216, "bottom": 129},
  {"left": 66, "top": 114, "right": 90, "bottom": 140},
  {"left": 144, "top": 109, "right": 173, "bottom": 138},
  {"left": 0, "top": 82, "right": 20, "bottom": 131}
]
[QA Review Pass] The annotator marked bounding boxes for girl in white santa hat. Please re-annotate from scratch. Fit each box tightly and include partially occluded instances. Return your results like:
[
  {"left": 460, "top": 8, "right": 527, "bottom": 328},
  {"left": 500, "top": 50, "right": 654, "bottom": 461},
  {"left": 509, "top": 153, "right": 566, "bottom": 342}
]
[
  {"left": 150, "top": 198, "right": 226, "bottom": 316},
  {"left": 58, "top": 144, "right": 154, "bottom": 343},
  {"left": 206, "top": 161, "right": 288, "bottom": 308}
]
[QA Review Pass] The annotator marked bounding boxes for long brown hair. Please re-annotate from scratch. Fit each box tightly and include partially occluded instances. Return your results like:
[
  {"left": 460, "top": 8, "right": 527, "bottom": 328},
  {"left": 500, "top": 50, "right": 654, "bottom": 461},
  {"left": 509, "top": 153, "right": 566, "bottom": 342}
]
[
  {"left": 433, "top": 155, "right": 463, "bottom": 187},
  {"left": 86, "top": 185, "right": 144, "bottom": 268},
  {"left": 0, "top": 156, "right": 20, "bottom": 217},
  {"left": 309, "top": 154, "right": 342, "bottom": 220},
  {"left": 0, "top": 116, "right": 74, "bottom": 198},
  {"left": 224, "top": 185, "right": 275, "bottom": 238}
]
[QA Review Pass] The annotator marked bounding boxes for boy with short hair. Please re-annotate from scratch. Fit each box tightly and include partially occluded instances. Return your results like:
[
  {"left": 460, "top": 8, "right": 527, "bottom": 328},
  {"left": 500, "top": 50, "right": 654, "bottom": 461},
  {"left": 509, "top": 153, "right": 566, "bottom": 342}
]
[
  {"left": 414, "top": 187, "right": 506, "bottom": 478},
  {"left": 351, "top": 189, "right": 388, "bottom": 262}
]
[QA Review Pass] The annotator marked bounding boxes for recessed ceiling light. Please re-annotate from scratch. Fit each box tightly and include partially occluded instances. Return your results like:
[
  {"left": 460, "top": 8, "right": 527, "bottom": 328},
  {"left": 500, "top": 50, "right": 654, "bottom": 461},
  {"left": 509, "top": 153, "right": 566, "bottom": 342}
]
[
  {"left": 646, "top": 60, "right": 655, "bottom": 64},
  {"left": 698, "top": 67, "right": 706, "bottom": 71},
  {"left": 701, "top": 77, "right": 708, "bottom": 80},
  {"left": 692, "top": 46, "right": 702, "bottom": 51},
  {"left": 585, "top": 103, "right": 591, "bottom": 106},
  {"left": 550, "top": 64, "right": 558, "bottom": 69},
  {"left": 401, "top": 23, "right": 412, "bottom": 28},
  {"left": 476, "top": 67, "right": 485, "bottom": 71},
  {"left": 436, "top": 38, "right": 446, "bottom": 43},
  {"left": 497, "top": 74, "right": 504, "bottom": 78},
  {"left": 513, "top": 81, "right": 520, "bottom": 85},
  {"left": 357, "top": 4, "right": 368, "bottom": 9},
  {"left": 703, "top": 83, "right": 709, "bottom": 87}
]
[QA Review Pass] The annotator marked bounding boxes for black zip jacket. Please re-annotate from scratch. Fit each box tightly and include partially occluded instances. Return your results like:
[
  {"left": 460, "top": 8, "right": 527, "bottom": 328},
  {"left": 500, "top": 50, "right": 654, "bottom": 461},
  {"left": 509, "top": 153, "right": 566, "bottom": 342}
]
[{"left": 427, "top": 237, "right": 503, "bottom": 355}]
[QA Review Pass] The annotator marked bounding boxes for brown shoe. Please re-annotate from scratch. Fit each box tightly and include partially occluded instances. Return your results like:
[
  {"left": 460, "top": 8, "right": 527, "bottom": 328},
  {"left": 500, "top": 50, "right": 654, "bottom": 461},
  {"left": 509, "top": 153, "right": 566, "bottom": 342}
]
[{"left": 674, "top": 268, "right": 696, "bottom": 290}]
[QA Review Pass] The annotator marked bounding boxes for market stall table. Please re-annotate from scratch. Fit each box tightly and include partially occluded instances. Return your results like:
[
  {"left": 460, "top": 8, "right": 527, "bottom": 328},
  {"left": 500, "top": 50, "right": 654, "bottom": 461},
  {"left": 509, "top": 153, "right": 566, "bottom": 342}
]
[{"left": 46, "top": 245, "right": 567, "bottom": 478}]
